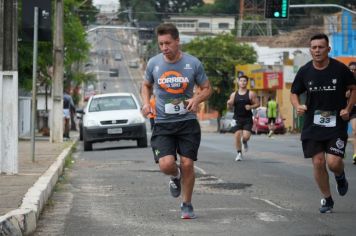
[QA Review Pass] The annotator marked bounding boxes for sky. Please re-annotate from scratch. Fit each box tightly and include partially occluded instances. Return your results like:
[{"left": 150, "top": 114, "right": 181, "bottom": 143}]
[
  {"left": 93, "top": 0, "right": 119, "bottom": 6},
  {"left": 92, "top": 0, "right": 119, "bottom": 12}
]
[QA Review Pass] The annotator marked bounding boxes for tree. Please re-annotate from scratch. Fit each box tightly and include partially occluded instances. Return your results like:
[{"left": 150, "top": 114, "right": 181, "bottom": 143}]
[
  {"left": 119, "top": 0, "right": 204, "bottom": 21},
  {"left": 75, "top": 0, "right": 99, "bottom": 26},
  {"left": 182, "top": 34, "right": 257, "bottom": 130}
]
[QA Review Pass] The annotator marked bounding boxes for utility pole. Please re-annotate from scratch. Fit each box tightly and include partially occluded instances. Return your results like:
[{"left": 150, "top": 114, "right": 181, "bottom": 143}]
[
  {"left": 237, "top": 0, "right": 272, "bottom": 37},
  {"left": 0, "top": 0, "right": 18, "bottom": 174},
  {"left": 50, "top": 0, "right": 64, "bottom": 143}
]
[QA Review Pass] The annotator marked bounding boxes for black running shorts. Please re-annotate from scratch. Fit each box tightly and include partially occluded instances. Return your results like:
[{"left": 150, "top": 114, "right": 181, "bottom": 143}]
[
  {"left": 302, "top": 137, "right": 348, "bottom": 159},
  {"left": 231, "top": 117, "right": 253, "bottom": 132},
  {"left": 268, "top": 117, "right": 276, "bottom": 124},
  {"left": 151, "top": 119, "right": 201, "bottom": 163}
]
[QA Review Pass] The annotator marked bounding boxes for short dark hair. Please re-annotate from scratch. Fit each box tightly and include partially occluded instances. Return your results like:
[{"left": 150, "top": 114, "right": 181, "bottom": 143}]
[
  {"left": 238, "top": 75, "right": 249, "bottom": 82},
  {"left": 156, "top": 23, "right": 179, "bottom": 40},
  {"left": 349, "top": 61, "right": 356, "bottom": 67},
  {"left": 310, "top": 33, "right": 329, "bottom": 45}
]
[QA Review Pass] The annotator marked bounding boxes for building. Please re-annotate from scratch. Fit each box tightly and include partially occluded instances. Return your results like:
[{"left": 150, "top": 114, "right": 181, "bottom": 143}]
[{"left": 164, "top": 15, "right": 235, "bottom": 35}]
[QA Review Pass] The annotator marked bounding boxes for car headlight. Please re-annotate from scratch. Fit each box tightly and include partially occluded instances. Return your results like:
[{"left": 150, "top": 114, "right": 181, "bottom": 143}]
[
  {"left": 131, "top": 116, "right": 145, "bottom": 124},
  {"left": 84, "top": 119, "right": 99, "bottom": 127}
]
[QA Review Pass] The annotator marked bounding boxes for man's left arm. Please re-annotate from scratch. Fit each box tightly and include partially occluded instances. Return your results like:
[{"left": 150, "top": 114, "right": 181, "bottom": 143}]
[
  {"left": 186, "top": 80, "right": 212, "bottom": 112},
  {"left": 246, "top": 91, "right": 260, "bottom": 110}
]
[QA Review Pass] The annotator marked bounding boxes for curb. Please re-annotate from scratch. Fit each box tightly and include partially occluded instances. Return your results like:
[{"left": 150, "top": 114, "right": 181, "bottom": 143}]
[{"left": 0, "top": 140, "right": 77, "bottom": 236}]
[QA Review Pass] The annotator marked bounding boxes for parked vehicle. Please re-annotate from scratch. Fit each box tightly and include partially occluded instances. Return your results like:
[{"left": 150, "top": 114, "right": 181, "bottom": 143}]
[
  {"left": 109, "top": 68, "right": 119, "bottom": 77},
  {"left": 77, "top": 93, "right": 147, "bottom": 151},
  {"left": 114, "top": 53, "right": 122, "bottom": 61},
  {"left": 128, "top": 59, "right": 139, "bottom": 68},
  {"left": 220, "top": 111, "right": 235, "bottom": 133},
  {"left": 252, "top": 107, "right": 286, "bottom": 134}
]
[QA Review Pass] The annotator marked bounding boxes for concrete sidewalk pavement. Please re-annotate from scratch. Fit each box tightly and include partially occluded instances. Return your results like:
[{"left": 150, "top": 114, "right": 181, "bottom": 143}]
[{"left": 0, "top": 132, "right": 78, "bottom": 235}]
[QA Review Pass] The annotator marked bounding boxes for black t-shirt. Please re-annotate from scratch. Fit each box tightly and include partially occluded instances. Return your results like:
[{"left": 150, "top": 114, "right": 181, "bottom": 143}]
[
  {"left": 233, "top": 90, "right": 252, "bottom": 119},
  {"left": 291, "top": 58, "right": 356, "bottom": 140}
]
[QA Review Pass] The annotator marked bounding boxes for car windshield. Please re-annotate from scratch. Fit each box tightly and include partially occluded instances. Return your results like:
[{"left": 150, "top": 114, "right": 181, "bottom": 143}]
[
  {"left": 89, "top": 96, "right": 137, "bottom": 112},
  {"left": 225, "top": 112, "right": 233, "bottom": 119}
]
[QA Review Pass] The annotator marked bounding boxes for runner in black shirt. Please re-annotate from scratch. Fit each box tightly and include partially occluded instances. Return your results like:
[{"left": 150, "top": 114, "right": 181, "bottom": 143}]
[
  {"left": 227, "top": 75, "right": 259, "bottom": 161},
  {"left": 347, "top": 61, "right": 356, "bottom": 165},
  {"left": 290, "top": 33, "right": 356, "bottom": 213}
]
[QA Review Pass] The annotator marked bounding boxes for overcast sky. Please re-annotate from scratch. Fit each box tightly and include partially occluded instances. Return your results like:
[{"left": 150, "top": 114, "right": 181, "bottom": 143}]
[{"left": 93, "top": 0, "right": 119, "bottom": 6}]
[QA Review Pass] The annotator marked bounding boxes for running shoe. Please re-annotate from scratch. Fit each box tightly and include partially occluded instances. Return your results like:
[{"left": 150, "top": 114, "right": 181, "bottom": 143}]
[
  {"left": 243, "top": 141, "right": 248, "bottom": 152},
  {"left": 169, "top": 176, "right": 181, "bottom": 198},
  {"left": 268, "top": 130, "right": 273, "bottom": 137},
  {"left": 319, "top": 198, "right": 334, "bottom": 213},
  {"left": 181, "top": 202, "right": 196, "bottom": 219},
  {"left": 235, "top": 152, "right": 242, "bottom": 161},
  {"left": 335, "top": 173, "right": 348, "bottom": 196},
  {"left": 353, "top": 154, "right": 356, "bottom": 165}
]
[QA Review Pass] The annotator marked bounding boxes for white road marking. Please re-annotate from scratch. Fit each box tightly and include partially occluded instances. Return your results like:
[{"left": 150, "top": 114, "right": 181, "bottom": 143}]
[
  {"left": 257, "top": 212, "right": 288, "bottom": 222},
  {"left": 194, "top": 165, "right": 207, "bottom": 175},
  {"left": 252, "top": 197, "right": 292, "bottom": 211}
]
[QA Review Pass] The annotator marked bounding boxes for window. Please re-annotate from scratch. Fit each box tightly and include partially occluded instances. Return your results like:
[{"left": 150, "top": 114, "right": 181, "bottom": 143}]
[
  {"left": 199, "top": 22, "right": 210, "bottom": 28},
  {"left": 218, "top": 23, "right": 229, "bottom": 29},
  {"left": 89, "top": 96, "right": 137, "bottom": 112}
]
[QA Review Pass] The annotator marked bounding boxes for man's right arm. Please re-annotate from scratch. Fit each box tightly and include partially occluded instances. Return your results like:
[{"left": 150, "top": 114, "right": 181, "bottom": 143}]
[
  {"left": 141, "top": 80, "right": 153, "bottom": 117},
  {"left": 227, "top": 92, "right": 235, "bottom": 110},
  {"left": 290, "top": 93, "right": 307, "bottom": 116}
]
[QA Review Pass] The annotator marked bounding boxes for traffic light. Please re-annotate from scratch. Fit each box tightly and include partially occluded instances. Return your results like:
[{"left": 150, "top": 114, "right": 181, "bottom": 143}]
[{"left": 265, "top": 0, "right": 289, "bottom": 19}]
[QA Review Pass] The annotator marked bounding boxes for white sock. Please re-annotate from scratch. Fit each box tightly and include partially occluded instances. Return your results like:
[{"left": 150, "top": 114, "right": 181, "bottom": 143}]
[{"left": 172, "top": 167, "right": 181, "bottom": 179}]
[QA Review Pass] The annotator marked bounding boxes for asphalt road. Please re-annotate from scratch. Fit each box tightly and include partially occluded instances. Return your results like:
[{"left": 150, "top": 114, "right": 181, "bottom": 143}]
[
  {"left": 34, "top": 28, "right": 356, "bottom": 236},
  {"left": 34, "top": 133, "right": 356, "bottom": 236}
]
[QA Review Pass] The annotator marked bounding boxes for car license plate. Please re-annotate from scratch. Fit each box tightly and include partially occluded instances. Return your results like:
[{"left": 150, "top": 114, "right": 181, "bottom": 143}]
[{"left": 107, "top": 128, "right": 123, "bottom": 134}]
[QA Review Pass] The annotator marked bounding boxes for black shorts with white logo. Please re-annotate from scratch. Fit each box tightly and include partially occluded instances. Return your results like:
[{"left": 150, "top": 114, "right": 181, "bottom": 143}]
[
  {"left": 231, "top": 117, "right": 253, "bottom": 132},
  {"left": 302, "top": 137, "right": 347, "bottom": 159},
  {"left": 151, "top": 119, "right": 201, "bottom": 163}
]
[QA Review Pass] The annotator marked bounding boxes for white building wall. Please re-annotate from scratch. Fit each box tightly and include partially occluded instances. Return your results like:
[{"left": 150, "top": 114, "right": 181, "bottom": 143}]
[
  {"left": 166, "top": 16, "right": 235, "bottom": 34},
  {"left": 249, "top": 42, "right": 310, "bottom": 66}
]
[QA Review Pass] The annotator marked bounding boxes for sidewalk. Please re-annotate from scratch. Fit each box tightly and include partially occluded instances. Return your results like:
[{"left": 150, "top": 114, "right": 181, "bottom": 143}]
[{"left": 0, "top": 132, "right": 78, "bottom": 235}]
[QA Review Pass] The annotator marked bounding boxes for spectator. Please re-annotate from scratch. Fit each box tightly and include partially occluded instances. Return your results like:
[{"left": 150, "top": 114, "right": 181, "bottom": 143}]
[
  {"left": 347, "top": 61, "right": 356, "bottom": 165},
  {"left": 147, "top": 95, "right": 156, "bottom": 131},
  {"left": 63, "top": 87, "right": 75, "bottom": 139},
  {"left": 267, "top": 96, "right": 278, "bottom": 137}
]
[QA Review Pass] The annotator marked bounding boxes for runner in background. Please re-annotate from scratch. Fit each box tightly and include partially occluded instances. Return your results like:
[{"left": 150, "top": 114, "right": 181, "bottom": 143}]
[
  {"left": 347, "top": 61, "right": 356, "bottom": 165},
  {"left": 267, "top": 96, "right": 278, "bottom": 137}
]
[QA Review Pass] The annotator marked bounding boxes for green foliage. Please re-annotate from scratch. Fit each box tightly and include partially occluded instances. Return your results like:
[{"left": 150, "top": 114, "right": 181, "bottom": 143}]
[
  {"left": 182, "top": 34, "right": 257, "bottom": 116},
  {"left": 120, "top": 0, "right": 204, "bottom": 21},
  {"left": 75, "top": 0, "right": 99, "bottom": 25},
  {"left": 130, "top": 0, "right": 160, "bottom": 22},
  {"left": 63, "top": 1, "right": 90, "bottom": 67}
]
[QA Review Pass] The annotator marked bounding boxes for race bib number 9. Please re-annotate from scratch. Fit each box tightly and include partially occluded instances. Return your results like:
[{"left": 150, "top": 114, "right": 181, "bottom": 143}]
[
  {"left": 313, "top": 110, "right": 336, "bottom": 127},
  {"left": 164, "top": 101, "right": 187, "bottom": 114}
]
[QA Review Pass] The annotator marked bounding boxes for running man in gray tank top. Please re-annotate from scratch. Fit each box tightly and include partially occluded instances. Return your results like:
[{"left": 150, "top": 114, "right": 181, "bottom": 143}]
[{"left": 141, "top": 23, "right": 212, "bottom": 219}]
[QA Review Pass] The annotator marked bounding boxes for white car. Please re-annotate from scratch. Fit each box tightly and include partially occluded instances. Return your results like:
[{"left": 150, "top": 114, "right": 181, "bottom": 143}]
[
  {"left": 78, "top": 93, "right": 147, "bottom": 151},
  {"left": 220, "top": 111, "right": 235, "bottom": 133},
  {"left": 114, "top": 53, "right": 122, "bottom": 61}
]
